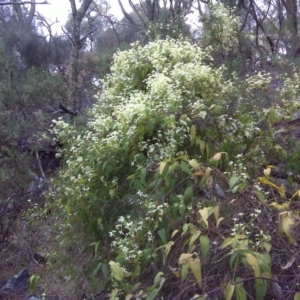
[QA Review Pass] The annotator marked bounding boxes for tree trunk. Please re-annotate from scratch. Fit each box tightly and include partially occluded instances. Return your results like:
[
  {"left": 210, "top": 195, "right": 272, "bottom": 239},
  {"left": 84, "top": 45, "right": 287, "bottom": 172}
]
[{"left": 68, "top": 0, "right": 92, "bottom": 114}]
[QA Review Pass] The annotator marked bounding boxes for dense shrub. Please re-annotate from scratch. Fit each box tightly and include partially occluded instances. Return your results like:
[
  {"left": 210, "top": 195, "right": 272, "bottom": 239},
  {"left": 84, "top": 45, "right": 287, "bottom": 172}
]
[{"left": 50, "top": 36, "right": 300, "bottom": 299}]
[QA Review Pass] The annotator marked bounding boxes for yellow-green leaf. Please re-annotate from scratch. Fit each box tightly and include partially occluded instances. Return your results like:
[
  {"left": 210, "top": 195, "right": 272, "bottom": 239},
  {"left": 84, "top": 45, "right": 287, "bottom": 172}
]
[
  {"left": 189, "top": 230, "right": 201, "bottom": 253},
  {"left": 245, "top": 252, "right": 260, "bottom": 277},
  {"left": 263, "top": 168, "right": 271, "bottom": 178},
  {"left": 216, "top": 217, "right": 224, "bottom": 228},
  {"left": 200, "top": 235, "right": 209, "bottom": 263},
  {"left": 213, "top": 205, "right": 219, "bottom": 221},
  {"left": 258, "top": 177, "right": 285, "bottom": 194},
  {"left": 178, "top": 253, "right": 192, "bottom": 265},
  {"left": 235, "top": 277, "right": 246, "bottom": 300},
  {"left": 109, "top": 288, "right": 119, "bottom": 300},
  {"left": 190, "top": 125, "right": 196, "bottom": 141},
  {"left": 269, "top": 201, "right": 290, "bottom": 211},
  {"left": 294, "top": 292, "right": 300, "bottom": 300},
  {"left": 224, "top": 282, "right": 235, "bottom": 300},
  {"left": 171, "top": 229, "right": 179, "bottom": 238},
  {"left": 199, "top": 207, "right": 212, "bottom": 227},
  {"left": 281, "top": 213, "right": 295, "bottom": 243},
  {"left": 165, "top": 241, "right": 174, "bottom": 259},
  {"left": 220, "top": 237, "right": 233, "bottom": 249},
  {"left": 188, "top": 255, "right": 202, "bottom": 288},
  {"left": 109, "top": 261, "right": 124, "bottom": 281},
  {"left": 159, "top": 161, "right": 167, "bottom": 174},
  {"left": 213, "top": 152, "right": 222, "bottom": 161},
  {"left": 189, "top": 159, "right": 201, "bottom": 170},
  {"left": 199, "top": 140, "right": 206, "bottom": 153}
]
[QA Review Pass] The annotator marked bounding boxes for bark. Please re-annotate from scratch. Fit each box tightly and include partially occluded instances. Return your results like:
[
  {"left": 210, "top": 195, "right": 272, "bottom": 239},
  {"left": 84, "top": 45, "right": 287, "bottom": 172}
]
[{"left": 68, "top": 0, "right": 92, "bottom": 114}]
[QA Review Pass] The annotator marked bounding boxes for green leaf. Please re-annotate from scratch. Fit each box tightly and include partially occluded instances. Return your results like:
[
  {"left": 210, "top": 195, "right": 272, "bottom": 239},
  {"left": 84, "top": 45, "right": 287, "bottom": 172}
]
[
  {"left": 184, "top": 186, "right": 193, "bottom": 204},
  {"left": 294, "top": 292, "right": 300, "bottom": 300},
  {"left": 109, "top": 261, "right": 124, "bottom": 281},
  {"left": 200, "top": 235, "right": 209, "bottom": 263},
  {"left": 181, "top": 162, "right": 192, "bottom": 175},
  {"left": 229, "top": 176, "right": 240, "bottom": 190},
  {"left": 221, "top": 237, "right": 233, "bottom": 249},
  {"left": 29, "top": 275, "right": 40, "bottom": 294},
  {"left": 245, "top": 252, "right": 260, "bottom": 277},
  {"left": 189, "top": 230, "right": 201, "bottom": 253},
  {"left": 224, "top": 282, "right": 235, "bottom": 300},
  {"left": 235, "top": 277, "right": 247, "bottom": 300},
  {"left": 255, "top": 279, "right": 267, "bottom": 300},
  {"left": 158, "top": 228, "right": 167, "bottom": 244},
  {"left": 109, "top": 288, "right": 119, "bottom": 300}
]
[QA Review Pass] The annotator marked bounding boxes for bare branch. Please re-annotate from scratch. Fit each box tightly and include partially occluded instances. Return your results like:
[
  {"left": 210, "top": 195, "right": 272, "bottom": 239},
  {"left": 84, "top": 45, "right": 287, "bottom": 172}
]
[{"left": 0, "top": 1, "right": 48, "bottom": 5}]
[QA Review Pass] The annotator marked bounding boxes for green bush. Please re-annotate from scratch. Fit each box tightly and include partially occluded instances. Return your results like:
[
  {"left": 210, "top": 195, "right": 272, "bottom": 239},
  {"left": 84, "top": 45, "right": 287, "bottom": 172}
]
[{"left": 50, "top": 38, "right": 300, "bottom": 298}]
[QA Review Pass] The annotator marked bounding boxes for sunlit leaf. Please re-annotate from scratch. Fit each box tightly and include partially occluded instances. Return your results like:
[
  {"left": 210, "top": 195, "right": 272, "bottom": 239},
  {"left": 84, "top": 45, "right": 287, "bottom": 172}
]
[
  {"left": 263, "top": 168, "right": 271, "bottom": 178},
  {"left": 213, "top": 152, "right": 222, "bottom": 161},
  {"left": 159, "top": 161, "right": 167, "bottom": 174},
  {"left": 223, "top": 282, "right": 234, "bottom": 300},
  {"left": 281, "top": 213, "right": 295, "bottom": 243},
  {"left": 269, "top": 201, "right": 290, "bottom": 211},
  {"left": 220, "top": 237, "right": 233, "bottom": 249},
  {"left": 188, "top": 255, "right": 202, "bottom": 287},
  {"left": 189, "top": 159, "right": 201, "bottom": 170},
  {"left": 258, "top": 176, "right": 285, "bottom": 194},
  {"left": 199, "top": 207, "right": 212, "bottom": 227},
  {"left": 245, "top": 252, "right": 260, "bottom": 277},
  {"left": 109, "top": 261, "right": 124, "bottom": 281},
  {"left": 189, "top": 230, "right": 201, "bottom": 253}
]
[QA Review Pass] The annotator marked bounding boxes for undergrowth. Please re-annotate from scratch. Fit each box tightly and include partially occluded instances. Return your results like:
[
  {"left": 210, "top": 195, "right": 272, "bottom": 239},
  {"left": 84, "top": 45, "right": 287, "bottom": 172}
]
[{"left": 39, "top": 5, "right": 300, "bottom": 299}]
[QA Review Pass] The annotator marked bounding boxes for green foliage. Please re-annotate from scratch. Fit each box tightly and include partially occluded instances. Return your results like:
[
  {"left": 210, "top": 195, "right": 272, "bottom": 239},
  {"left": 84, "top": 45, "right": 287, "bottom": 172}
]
[{"left": 51, "top": 38, "right": 300, "bottom": 298}]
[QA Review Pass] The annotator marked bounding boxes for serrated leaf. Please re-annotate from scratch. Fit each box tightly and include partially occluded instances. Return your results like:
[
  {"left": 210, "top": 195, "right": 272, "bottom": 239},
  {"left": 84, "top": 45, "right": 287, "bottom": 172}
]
[
  {"left": 224, "top": 283, "right": 235, "bottom": 300},
  {"left": 109, "top": 261, "right": 124, "bottom": 281},
  {"left": 188, "top": 255, "right": 202, "bottom": 287},
  {"left": 200, "top": 235, "right": 209, "bottom": 262}
]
